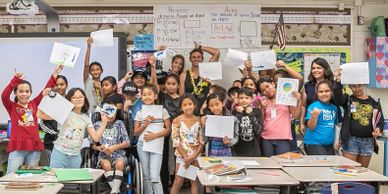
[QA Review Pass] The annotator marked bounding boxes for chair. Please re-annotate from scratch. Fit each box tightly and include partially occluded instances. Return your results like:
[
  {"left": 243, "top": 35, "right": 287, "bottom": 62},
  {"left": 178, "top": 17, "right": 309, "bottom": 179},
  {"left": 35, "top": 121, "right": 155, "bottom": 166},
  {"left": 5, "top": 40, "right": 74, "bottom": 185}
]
[
  {"left": 89, "top": 111, "right": 143, "bottom": 194},
  {"left": 321, "top": 182, "right": 375, "bottom": 194}
]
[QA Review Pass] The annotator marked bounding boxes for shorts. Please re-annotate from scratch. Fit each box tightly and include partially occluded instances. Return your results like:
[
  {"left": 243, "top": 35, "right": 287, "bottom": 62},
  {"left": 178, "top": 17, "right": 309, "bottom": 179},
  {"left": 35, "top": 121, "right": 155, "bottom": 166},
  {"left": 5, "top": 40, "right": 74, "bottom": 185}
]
[
  {"left": 97, "top": 156, "right": 128, "bottom": 168},
  {"left": 342, "top": 136, "right": 374, "bottom": 156}
]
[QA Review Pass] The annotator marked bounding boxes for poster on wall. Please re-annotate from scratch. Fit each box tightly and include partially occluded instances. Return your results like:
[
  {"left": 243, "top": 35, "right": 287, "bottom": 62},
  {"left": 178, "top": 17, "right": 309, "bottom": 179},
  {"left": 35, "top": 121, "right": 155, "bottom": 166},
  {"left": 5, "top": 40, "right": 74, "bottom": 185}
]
[{"left": 275, "top": 47, "right": 351, "bottom": 80}]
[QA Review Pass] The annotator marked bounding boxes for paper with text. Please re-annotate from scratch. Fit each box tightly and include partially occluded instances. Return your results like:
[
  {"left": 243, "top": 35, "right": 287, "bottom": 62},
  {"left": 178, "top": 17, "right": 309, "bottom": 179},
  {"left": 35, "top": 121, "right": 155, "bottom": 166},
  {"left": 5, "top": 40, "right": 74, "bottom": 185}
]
[
  {"left": 205, "top": 115, "right": 234, "bottom": 138},
  {"left": 38, "top": 94, "right": 74, "bottom": 125},
  {"left": 50, "top": 42, "right": 81, "bottom": 67},
  {"left": 199, "top": 62, "right": 222, "bottom": 80},
  {"left": 276, "top": 78, "right": 299, "bottom": 106},
  {"left": 90, "top": 29, "right": 114, "bottom": 47},
  {"left": 250, "top": 50, "right": 277, "bottom": 71},
  {"left": 340, "top": 62, "right": 369, "bottom": 84}
]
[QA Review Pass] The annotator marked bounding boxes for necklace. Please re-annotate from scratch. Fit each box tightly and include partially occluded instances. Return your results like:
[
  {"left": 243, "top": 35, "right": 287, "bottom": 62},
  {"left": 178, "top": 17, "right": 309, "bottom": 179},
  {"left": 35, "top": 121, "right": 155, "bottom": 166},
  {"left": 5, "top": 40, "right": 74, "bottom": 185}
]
[{"left": 189, "top": 70, "right": 208, "bottom": 96}]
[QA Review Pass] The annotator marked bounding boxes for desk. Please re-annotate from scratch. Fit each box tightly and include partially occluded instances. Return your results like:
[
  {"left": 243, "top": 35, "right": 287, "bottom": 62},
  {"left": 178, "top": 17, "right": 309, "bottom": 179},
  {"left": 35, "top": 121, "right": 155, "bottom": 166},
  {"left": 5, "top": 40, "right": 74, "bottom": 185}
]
[
  {"left": 0, "top": 168, "right": 104, "bottom": 194},
  {"left": 271, "top": 155, "right": 361, "bottom": 167},
  {"left": 283, "top": 167, "right": 388, "bottom": 194},
  {"left": 0, "top": 183, "right": 63, "bottom": 194},
  {"left": 198, "top": 157, "right": 282, "bottom": 169},
  {"left": 197, "top": 169, "right": 299, "bottom": 194}
]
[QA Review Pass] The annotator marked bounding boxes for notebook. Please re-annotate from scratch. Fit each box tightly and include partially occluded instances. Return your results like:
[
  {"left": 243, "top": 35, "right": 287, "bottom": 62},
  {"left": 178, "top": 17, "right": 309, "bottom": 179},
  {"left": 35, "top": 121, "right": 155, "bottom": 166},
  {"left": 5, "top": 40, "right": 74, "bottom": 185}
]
[{"left": 55, "top": 169, "right": 93, "bottom": 182}]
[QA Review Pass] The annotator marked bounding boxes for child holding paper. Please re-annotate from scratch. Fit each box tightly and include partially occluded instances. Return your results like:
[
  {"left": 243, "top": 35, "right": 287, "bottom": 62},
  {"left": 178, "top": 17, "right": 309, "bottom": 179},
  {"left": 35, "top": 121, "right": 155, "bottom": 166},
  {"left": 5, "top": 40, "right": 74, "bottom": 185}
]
[
  {"left": 201, "top": 93, "right": 238, "bottom": 157},
  {"left": 134, "top": 84, "right": 171, "bottom": 194},
  {"left": 337, "top": 83, "right": 384, "bottom": 167},
  {"left": 150, "top": 56, "right": 182, "bottom": 193},
  {"left": 257, "top": 77, "right": 302, "bottom": 156},
  {"left": 232, "top": 87, "right": 263, "bottom": 157},
  {"left": 170, "top": 94, "right": 204, "bottom": 194},
  {"left": 304, "top": 81, "right": 339, "bottom": 155},
  {"left": 83, "top": 37, "right": 104, "bottom": 113},
  {"left": 92, "top": 101, "right": 130, "bottom": 194},
  {"left": 1, "top": 65, "right": 61, "bottom": 174},
  {"left": 38, "top": 88, "right": 107, "bottom": 168}
]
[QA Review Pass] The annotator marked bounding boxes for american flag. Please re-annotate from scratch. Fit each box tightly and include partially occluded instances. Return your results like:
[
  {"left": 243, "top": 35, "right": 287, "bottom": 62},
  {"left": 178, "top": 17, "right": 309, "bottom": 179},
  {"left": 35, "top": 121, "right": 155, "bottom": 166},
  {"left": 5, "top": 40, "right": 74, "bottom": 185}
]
[{"left": 276, "top": 13, "right": 286, "bottom": 50}]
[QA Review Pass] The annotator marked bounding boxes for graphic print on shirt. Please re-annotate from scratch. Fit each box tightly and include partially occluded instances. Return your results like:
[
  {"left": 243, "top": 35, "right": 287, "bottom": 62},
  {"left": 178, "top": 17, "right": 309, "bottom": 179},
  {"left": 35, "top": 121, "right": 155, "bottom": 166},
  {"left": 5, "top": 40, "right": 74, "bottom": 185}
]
[
  {"left": 322, "top": 109, "right": 336, "bottom": 121},
  {"left": 352, "top": 102, "right": 373, "bottom": 126},
  {"left": 239, "top": 116, "right": 254, "bottom": 141},
  {"left": 61, "top": 119, "right": 83, "bottom": 149},
  {"left": 16, "top": 107, "right": 34, "bottom": 127}
]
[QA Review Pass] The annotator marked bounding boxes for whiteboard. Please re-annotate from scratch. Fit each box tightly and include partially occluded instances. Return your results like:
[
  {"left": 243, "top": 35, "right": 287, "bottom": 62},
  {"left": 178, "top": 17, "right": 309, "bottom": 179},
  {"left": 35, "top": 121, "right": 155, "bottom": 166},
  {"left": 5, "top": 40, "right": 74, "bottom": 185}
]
[
  {"left": 0, "top": 33, "right": 127, "bottom": 124},
  {"left": 154, "top": 5, "right": 261, "bottom": 48}
]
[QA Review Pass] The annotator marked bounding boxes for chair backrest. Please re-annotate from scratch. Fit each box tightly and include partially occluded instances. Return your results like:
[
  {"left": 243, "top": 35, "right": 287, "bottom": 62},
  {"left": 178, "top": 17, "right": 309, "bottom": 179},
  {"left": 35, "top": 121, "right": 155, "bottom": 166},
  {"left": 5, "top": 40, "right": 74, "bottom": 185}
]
[{"left": 321, "top": 182, "right": 375, "bottom": 194}]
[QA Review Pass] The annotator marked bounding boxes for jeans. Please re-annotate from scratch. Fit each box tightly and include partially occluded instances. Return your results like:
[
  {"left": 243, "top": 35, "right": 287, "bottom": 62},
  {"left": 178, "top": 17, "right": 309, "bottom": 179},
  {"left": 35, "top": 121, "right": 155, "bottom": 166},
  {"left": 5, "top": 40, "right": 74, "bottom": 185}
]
[
  {"left": 137, "top": 140, "right": 163, "bottom": 194},
  {"left": 304, "top": 144, "right": 335, "bottom": 155},
  {"left": 6, "top": 150, "right": 41, "bottom": 174},
  {"left": 342, "top": 136, "right": 374, "bottom": 156},
  {"left": 261, "top": 139, "right": 292, "bottom": 157},
  {"left": 50, "top": 147, "right": 82, "bottom": 168},
  {"left": 45, "top": 149, "right": 52, "bottom": 164}
]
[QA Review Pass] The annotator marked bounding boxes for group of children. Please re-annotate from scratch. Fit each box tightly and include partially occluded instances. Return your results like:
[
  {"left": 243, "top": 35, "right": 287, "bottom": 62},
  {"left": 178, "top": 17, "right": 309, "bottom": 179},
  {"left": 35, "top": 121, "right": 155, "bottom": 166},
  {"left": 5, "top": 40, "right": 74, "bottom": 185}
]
[{"left": 1, "top": 39, "right": 385, "bottom": 194}]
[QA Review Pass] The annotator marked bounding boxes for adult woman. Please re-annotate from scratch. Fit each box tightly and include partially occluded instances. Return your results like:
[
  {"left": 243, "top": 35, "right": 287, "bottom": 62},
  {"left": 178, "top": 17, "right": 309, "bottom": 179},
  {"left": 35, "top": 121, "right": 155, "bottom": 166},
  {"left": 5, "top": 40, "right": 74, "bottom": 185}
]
[
  {"left": 299, "top": 58, "right": 343, "bottom": 134},
  {"left": 179, "top": 43, "right": 220, "bottom": 111}
]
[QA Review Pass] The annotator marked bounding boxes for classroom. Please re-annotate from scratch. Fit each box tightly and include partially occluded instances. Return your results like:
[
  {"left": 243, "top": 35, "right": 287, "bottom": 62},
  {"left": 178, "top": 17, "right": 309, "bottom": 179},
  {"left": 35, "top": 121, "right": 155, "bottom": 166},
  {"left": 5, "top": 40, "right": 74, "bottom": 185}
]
[{"left": 0, "top": 0, "right": 388, "bottom": 194}]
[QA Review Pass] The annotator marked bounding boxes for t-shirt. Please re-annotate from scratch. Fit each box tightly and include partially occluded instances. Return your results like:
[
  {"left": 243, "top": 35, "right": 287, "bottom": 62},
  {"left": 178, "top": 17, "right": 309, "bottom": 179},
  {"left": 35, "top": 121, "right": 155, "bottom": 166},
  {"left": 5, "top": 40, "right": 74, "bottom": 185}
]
[
  {"left": 84, "top": 76, "right": 102, "bottom": 113},
  {"left": 261, "top": 98, "right": 292, "bottom": 140},
  {"left": 304, "top": 101, "right": 338, "bottom": 145},
  {"left": 54, "top": 111, "right": 93, "bottom": 155},
  {"left": 93, "top": 120, "right": 129, "bottom": 160},
  {"left": 232, "top": 108, "right": 263, "bottom": 157},
  {"left": 101, "top": 93, "right": 124, "bottom": 107},
  {"left": 134, "top": 108, "right": 170, "bottom": 141},
  {"left": 349, "top": 97, "right": 375, "bottom": 137},
  {"left": 158, "top": 92, "right": 181, "bottom": 121}
]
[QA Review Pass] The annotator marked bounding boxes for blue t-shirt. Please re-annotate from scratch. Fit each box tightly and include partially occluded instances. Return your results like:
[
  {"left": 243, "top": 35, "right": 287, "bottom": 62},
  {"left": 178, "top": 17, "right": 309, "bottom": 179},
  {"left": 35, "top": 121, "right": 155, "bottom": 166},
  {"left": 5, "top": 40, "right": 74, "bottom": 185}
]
[{"left": 304, "top": 101, "right": 337, "bottom": 145}]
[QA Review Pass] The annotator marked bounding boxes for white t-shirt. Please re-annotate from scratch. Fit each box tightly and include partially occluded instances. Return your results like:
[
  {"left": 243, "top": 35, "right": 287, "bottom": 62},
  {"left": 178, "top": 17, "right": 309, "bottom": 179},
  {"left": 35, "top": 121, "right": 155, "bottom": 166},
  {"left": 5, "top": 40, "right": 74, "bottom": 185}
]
[{"left": 54, "top": 111, "right": 93, "bottom": 155}]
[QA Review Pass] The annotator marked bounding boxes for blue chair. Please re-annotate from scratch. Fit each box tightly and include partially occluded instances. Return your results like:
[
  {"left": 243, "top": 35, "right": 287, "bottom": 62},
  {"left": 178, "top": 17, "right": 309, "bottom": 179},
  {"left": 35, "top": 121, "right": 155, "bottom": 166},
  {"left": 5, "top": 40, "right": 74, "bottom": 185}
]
[{"left": 321, "top": 182, "right": 375, "bottom": 194}]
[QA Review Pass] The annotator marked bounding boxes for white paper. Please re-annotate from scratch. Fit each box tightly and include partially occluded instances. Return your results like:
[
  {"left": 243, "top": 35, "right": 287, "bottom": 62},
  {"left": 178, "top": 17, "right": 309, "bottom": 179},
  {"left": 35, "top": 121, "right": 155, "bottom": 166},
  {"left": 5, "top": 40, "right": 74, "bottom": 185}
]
[
  {"left": 240, "top": 160, "right": 261, "bottom": 166},
  {"left": 224, "top": 49, "right": 248, "bottom": 67},
  {"left": 204, "top": 115, "right": 234, "bottom": 138},
  {"left": 177, "top": 163, "right": 199, "bottom": 181},
  {"left": 142, "top": 105, "right": 163, "bottom": 120},
  {"left": 250, "top": 50, "right": 277, "bottom": 71},
  {"left": 142, "top": 124, "right": 164, "bottom": 154},
  {"left": 340, "top": 62, "right": 370, "bottom": 84},
  {"left": 50, "top": 42, "right": 81, "bottom": 67},
  {"left": 276, "top": 78, "right": 299, "bottom": 106},
  {"left": 199, "top": 62, "right": 222, "bottom": 80},
  {"left": 90, "top": 29, "right": 114, "bottom": 47},
  {"left": 38, "top": 94, "right": 74, "bottom": 125},
  {"left": 154, "top": 50, "right": 166, "bottom": 60}
]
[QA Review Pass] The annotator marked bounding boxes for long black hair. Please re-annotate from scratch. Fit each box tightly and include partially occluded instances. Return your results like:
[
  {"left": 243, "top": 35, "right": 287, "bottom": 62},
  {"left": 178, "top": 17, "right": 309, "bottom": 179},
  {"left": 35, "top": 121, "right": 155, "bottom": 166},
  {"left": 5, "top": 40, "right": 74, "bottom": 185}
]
[{"left": 204, "top": 93, "right": 226, "bottom": 115}]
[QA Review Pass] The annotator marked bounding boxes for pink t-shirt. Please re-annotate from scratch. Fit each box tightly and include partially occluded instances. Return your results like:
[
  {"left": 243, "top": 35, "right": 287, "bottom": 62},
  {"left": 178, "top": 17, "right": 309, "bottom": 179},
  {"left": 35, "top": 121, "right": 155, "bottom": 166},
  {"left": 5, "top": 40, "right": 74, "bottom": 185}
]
[{"left": 261, "top": 98, "right": 292, "bottom": 140}]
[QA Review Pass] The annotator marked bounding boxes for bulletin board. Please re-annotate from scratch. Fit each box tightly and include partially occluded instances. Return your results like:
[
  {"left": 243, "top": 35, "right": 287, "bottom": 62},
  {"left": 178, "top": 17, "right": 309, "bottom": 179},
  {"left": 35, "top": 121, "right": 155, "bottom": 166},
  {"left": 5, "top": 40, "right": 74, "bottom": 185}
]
[{"left": 275, "top": 47, "right": 351, "bottom": 81}]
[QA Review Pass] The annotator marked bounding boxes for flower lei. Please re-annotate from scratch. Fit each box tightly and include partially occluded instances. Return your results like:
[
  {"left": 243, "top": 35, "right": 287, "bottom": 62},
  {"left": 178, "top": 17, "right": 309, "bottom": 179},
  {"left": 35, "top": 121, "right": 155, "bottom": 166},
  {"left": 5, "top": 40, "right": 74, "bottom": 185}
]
[{"left": 189, "top": 70, "right": 208, "bottom": 96}]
